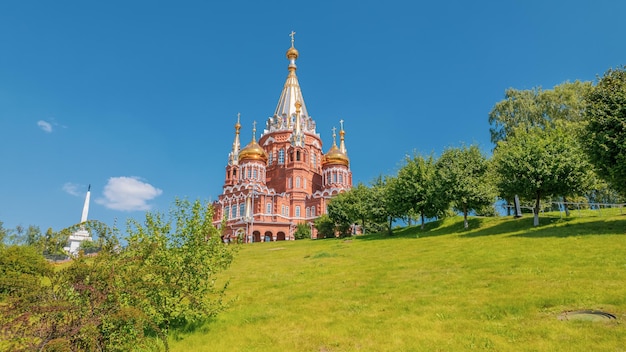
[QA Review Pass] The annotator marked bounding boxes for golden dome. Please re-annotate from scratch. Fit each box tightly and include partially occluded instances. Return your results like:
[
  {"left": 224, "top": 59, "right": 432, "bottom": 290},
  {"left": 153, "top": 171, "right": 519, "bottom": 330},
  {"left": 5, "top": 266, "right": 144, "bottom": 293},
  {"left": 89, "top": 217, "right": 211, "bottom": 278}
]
[
  {"left": 286, "top": 46, "right": 299, "bottom": 60},
  {"left": 238, "top": 140, "right": 268, "bottom": 163},
  {"left": 323, "top": 144, "right": 349, "bottom": 167}
]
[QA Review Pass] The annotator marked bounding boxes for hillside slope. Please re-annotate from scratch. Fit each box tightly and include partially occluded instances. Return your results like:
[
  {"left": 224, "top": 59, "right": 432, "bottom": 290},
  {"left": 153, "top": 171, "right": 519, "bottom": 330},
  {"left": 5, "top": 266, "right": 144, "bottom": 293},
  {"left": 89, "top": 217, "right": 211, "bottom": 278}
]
[{"left": 171, "top": 213, "right": 626, "bottom": 351}]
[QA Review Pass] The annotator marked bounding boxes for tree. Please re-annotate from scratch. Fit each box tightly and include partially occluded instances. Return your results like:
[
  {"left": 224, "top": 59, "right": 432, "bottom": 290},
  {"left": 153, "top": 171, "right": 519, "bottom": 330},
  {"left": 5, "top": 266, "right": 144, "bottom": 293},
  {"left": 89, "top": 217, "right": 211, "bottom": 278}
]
[
  {"left": 436, "top": 145, "right": 495, "bottom": 229},
  {"left": 326, "top": 193, "right": 353, "bottom": 237},
  {"left": 488, "top": 81, "right": 592, "bottom": 144},
  {"left": 387, "top": 153, "right": 445, "bottom": 229},
  {"left": 294, "top": 222, "right": 311, "bottom": 239},
  {"left": 492, "top": 126, "right": 590, "bottom": 226},
  {"left": 122, "top": 198, "right": 235, "bottom": 351},
  {"left": 313, "top": 214, "right": 335, "bottom": 238},
  {"left": 582, "top": 66, "right": 626, "bottom": 196},
  {"left": 1, "top": 199, "right": 235, "bottom": 352}
]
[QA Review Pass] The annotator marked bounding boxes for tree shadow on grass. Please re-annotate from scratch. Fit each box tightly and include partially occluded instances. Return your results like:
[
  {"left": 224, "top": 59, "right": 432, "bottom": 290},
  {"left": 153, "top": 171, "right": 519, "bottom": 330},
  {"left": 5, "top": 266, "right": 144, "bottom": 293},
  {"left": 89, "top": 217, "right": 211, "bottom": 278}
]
[
  {"left": 357, "top": 218, "right": 468, "bottom": 241},
  {"left": 462, "top": 214, "right": 626, "bottom": 238},
  {"left": 358, "top": 214, "right": 626, "bottom": 241},
  {"left": 170, "top": 317, "right": 216, "bottom": 341}
]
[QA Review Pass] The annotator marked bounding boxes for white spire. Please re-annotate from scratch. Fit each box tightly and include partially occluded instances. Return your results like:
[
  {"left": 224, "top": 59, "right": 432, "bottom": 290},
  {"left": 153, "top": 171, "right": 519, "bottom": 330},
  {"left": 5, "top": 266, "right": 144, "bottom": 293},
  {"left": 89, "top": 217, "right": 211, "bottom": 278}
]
[{"left": 80, "top": 184, "right": 91, "bottom": 223}]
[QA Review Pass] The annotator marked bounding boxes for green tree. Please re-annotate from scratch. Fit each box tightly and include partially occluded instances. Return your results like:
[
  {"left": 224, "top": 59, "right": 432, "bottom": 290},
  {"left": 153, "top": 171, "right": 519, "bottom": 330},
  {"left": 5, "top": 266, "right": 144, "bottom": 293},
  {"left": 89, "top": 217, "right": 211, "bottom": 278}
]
[
  {"left": 122, "top": 198, "right": 235, "bottom": 351},
  {"left": 582, "top": 66, "right": 626, "bottom": 196},
  {"left": 436, "top": 145, "right": 495, "bottom": 229},
  {"left": 313, "top": 214, "right": 335, "bottom": 238},
  {"left": 492, "top": 126, "right": 590, "bottom": 226},
  {"left": 326, "top": 193, "right": 354, "bottom": 237},
  {"left": 388, "top": 153, "right": 445, "bottom": 229},
  {"left": 294, "top": 222, "right": 311, "bottom": 239},
  {"left": 488, "top": 81, "right": 592, "bottom": 144}
]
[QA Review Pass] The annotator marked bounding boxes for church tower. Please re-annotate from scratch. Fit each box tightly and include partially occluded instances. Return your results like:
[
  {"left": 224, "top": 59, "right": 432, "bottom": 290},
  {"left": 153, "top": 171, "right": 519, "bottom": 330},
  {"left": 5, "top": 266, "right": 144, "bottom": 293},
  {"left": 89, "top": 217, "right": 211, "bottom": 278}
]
[{"left": 214, "top": 33, "right": 352, "bottom": 242}]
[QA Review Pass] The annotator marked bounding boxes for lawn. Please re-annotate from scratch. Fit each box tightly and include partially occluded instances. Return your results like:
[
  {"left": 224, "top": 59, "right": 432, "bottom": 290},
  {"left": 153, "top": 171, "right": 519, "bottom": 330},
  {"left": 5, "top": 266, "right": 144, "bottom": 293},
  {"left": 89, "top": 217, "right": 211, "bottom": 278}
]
[{"left": 170, "top": 212, "right": 626, "bottom": 351}]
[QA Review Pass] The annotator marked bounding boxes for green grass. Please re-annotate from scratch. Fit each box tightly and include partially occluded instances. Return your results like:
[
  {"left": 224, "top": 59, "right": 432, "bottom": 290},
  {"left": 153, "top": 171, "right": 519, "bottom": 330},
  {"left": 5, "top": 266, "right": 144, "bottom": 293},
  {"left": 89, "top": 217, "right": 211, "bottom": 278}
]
[{"left": 170, "top": 212, "right": 626, "bottom": 351}]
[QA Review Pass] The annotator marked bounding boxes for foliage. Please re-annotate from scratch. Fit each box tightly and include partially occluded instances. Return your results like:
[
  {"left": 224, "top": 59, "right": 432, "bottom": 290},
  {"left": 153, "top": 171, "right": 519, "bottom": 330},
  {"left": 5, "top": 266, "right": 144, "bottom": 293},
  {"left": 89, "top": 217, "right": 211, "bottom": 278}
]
[
  {"left": 0, "top": 244, "right": 52, "bottom": 298},
  {"left": 387, "top": 153, "right": 445, "bottom": 229},
  {"left": 1, "top": 199, "right": 235, "bottom": 352},
  {"left": 492, "top": 126, "right": 590, "bottom": 226},
  {"left": 326, "top": 194, "right": 353, "bottom": 237},
  {"left": 121, "top": 198, "right": 235, "bottom": 350},
  {"left": 436, "top": 145, "right": 495, "bottom": 229},
  {"left": 294, "top": 222, "right": 311, "bottom": 240},
  {"left": 488, "top": 81, "right": 592, "bottom": 144},
  {"left": 313, "top": 214, "right": 335, "bottom": 239},
  {"left": 582, "top": 66, "right": 626, "bottom": 197}
]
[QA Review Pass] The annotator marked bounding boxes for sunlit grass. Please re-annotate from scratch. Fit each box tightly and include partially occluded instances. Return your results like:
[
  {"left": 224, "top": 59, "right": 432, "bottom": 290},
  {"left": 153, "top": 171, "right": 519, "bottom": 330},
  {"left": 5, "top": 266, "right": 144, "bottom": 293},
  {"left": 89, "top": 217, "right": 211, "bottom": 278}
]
[{"left": 170, "top": 213, "right": 626, "bottom": 351}]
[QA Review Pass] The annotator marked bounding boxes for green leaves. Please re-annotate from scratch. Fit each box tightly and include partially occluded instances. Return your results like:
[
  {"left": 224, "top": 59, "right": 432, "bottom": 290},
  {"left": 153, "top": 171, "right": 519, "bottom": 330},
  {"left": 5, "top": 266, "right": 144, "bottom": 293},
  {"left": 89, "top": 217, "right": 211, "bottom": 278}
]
[{"left": 582, "top": 66, "right": 626, "bottom": 197}]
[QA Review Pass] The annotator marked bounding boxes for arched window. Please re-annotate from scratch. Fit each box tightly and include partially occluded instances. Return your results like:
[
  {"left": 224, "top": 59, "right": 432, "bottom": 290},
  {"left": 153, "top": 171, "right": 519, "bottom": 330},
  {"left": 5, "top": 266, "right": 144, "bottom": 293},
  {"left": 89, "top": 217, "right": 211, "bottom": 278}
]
[
  {"left": 312, "top": 153, "right": 317, "bottom": 168},
  {"left": 253, "top": 168, "right": 258, "bottom": 179},
  {"left": 296, "top": 177, "right": 301, "bottom": 188},
  {"left": 278, "top": 149, "right": 285, "bottom": 164},
  {"left": 266, "top": 202, "right": 272, "bottom": 214},
  {"left": 225, "top": 206, "right": 230, "bottom": 219},
  {"left": 311, "top": 207, "right": 316, "bottom": 217},
  {"left": 239, "top": 203, "right": 245, "bottom": 218},
  {"left": 268, "top": 151, "right": 273, "bottom": 165},
  {"left": 306, "top": 207, "right": 310, "bottom": 218},
  {"left": 295, "top": 206, "right": 301, "bottom": 218},
  {"left": 296, "top": 150, "right": 301, "bottom": 161},
  {"left": 339, "top": 173, "right": 343, "bottom": 184},
  {"left": 231, "top": 205, "right": 237, "bottom": 218}
]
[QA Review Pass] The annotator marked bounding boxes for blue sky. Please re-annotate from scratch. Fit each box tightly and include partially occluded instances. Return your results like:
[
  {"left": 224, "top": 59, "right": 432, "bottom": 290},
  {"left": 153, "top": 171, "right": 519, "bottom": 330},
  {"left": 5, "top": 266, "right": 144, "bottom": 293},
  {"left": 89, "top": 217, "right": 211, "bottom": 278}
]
[{"left": 1, "top": 0, "right": 624, "bottom": 233}]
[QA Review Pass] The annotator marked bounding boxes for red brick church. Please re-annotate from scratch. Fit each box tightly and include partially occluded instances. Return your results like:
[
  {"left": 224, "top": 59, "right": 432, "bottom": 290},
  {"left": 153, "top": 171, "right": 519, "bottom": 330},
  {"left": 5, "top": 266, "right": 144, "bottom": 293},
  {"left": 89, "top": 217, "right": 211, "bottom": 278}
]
[{"left": 213, "top": 34, "right": 352, "bottom": 242}]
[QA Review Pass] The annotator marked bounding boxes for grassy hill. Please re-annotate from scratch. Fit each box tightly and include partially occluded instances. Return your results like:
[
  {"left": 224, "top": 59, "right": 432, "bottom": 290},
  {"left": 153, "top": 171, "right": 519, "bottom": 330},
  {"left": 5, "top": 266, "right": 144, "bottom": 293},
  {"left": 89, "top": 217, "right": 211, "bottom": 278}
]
[{"left": 170, "top": 211, "right": 626, "bottom": 351}]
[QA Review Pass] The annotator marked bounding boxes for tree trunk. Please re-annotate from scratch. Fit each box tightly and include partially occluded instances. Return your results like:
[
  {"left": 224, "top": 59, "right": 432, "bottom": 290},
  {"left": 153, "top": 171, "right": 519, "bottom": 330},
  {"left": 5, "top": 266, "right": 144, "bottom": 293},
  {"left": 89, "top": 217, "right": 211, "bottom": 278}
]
[
  {"left": 534, "top": 193, "right": 541, "bottom": 226},
  {"left": 420, "top": 212, "right": 425, "bottom": 230},
  {"left": 563, "top": 196, "right": 570, "bottom": 217},
  {"left": 463, "top": 205, "right": 469, "bottom": 229},
  {"left": 388, "top": 216, "right": 393, "bottom": 235}
]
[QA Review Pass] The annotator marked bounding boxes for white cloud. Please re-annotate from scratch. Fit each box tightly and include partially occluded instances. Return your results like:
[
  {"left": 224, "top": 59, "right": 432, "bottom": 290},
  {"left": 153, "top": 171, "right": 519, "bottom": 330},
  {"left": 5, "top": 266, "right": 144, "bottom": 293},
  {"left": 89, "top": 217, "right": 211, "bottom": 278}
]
[
  {"left": 37, "top": 120, "right": 53, "bottom": 133},
  {"left": 96, "top": 176, "right": 163, "bottom": 211},
  {"left": 62, "top": 182, "right": 82, "bottom": 196}
]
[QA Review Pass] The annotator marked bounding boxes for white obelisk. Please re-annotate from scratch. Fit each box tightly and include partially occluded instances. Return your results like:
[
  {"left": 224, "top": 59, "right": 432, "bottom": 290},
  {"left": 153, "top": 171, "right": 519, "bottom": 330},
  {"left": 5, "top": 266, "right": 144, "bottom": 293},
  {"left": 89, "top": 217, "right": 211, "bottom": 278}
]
[{"left": 65, "top": 184, "right": 93, "bottom": 255}]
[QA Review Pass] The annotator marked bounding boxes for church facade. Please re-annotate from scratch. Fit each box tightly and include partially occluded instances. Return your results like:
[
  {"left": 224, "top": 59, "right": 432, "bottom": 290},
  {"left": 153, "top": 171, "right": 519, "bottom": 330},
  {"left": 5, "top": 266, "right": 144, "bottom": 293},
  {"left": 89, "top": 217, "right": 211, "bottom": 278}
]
[{"left": 213, "top": 36, "right": 352, "bottom": 242}]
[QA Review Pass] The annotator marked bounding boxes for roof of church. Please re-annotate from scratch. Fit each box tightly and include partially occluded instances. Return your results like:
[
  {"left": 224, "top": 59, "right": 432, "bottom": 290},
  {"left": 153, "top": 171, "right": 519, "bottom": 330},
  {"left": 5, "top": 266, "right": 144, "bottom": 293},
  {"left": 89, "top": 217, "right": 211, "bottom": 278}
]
[{"left": 272, "top": 33, "right": 310, "bottom": 122}]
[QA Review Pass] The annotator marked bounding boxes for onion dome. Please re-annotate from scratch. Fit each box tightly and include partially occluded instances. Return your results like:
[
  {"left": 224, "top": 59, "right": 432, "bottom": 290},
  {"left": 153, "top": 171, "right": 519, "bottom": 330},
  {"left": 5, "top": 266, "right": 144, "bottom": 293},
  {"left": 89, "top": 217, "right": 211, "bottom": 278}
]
[
  {"left": 323, "top": 143, "right": 349, "bottom": 167},
  {"left": 286, "top": 46, "right": 299, "bottom": 60},
  {"left": 323, "top": 126, "right": 349, "bottom": 167},
  {"left": 238, "top": 122, "right": 268, "bottom": 163}
]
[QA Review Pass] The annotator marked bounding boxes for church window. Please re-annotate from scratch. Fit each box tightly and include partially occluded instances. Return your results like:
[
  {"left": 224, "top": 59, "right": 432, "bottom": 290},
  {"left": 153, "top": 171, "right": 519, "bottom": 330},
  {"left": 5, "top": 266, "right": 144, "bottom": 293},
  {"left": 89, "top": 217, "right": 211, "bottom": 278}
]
[
  {"left": 253, "top": 168, "right": 258, "bottom": 179},
  {"left": 339, "top": 173, "right": 343, "bottom": 183},
  {"left": 332, "top": 173, "right": 337, "bottom": 183},
  {"left": 296, "top": 177, "right": 301, "bottom": 188},
  {"left": 266, "top": 202, "right": 272, "bottom": 214},
  {"left": 306, "top": 207, "right": 310, "bottom": 218},
  {"left": 232, "top": 169, "right": 237, "bottom": 177},
  {"left": 312, "top": 153, "right": 317, "bottom": 168},
  {"left": 296, "top": 150, "right": 301, "bottom": 161},
  {"left": 247, "top": 168, "right": 252, "bottom": 179},
  {"left": 288, "top": 177, "right": 292, "bottom": 189},
  {"left": 240, "top": 203, "right": 245, "bottom": 218},
  {"left": 311, "top": 207, "right": 316, "bottom": 217},
  {"left": 231, "top": 205, "right": 237, "bottom": 218},
  {"left": 278, "top": 149, "right": 285, "bottom": 164},
  {"left": 268, "top": 151, "right": 273, "bottom": 165},
  {"left": 225, "top": 207, "right": 230, "bottom": 219},
  {"left": 295, "top": 206, "right": 301, "bottom": 218}
]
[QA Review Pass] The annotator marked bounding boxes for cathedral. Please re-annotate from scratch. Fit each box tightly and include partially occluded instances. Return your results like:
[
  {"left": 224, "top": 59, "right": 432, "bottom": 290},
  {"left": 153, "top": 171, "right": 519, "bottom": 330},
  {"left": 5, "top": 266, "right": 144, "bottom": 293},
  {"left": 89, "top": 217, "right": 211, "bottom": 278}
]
[{"left": 213, "top": 34, "right": 352, "bottom": 242}]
